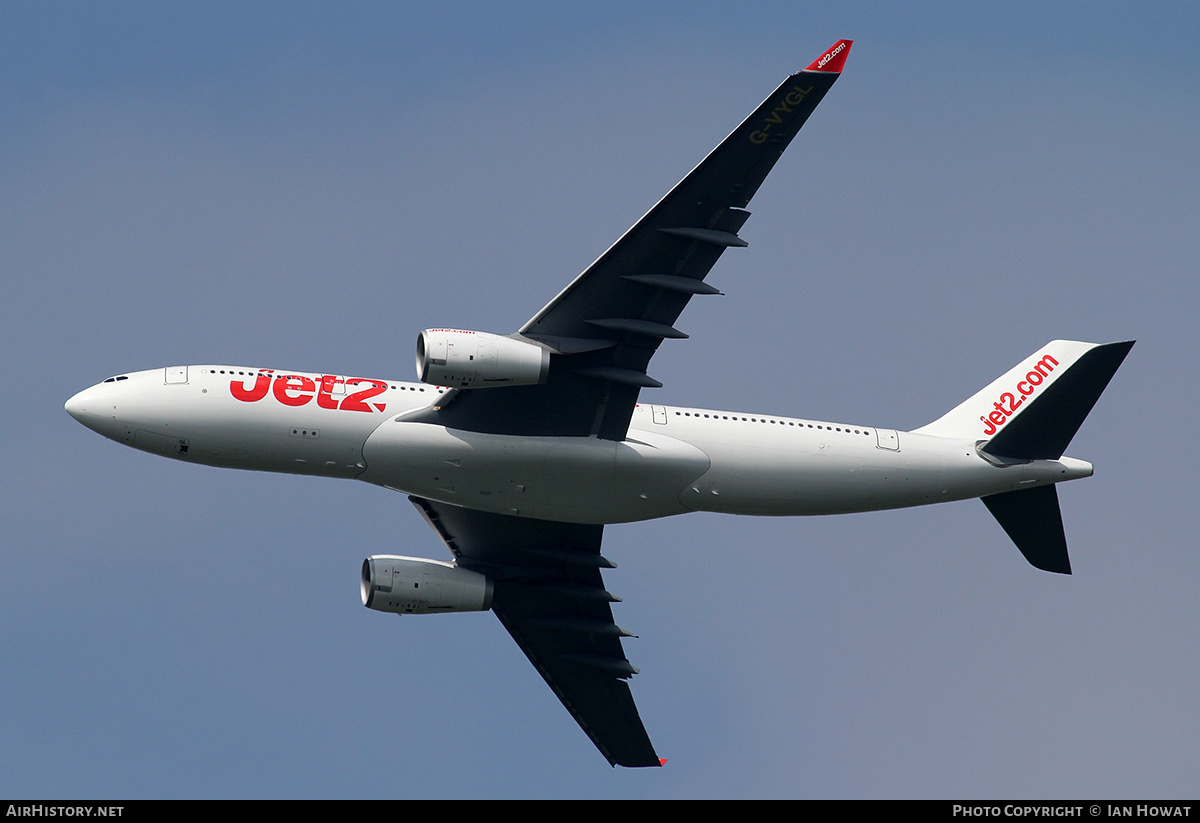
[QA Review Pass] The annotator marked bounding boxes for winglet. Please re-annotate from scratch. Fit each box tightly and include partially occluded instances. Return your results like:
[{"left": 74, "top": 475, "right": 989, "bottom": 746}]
[{"left": 805, "top": 39, "right": 853, "bottom": 73}]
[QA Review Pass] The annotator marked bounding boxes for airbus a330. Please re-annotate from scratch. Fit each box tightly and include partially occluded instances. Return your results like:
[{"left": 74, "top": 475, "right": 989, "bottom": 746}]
[{"left": 65, "top": 40, "right": 1132, "bottom": 767}]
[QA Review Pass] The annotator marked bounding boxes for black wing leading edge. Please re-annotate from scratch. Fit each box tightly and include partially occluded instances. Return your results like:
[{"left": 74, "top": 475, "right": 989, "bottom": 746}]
[
  {"left": 410, "top": 40, "right": 852, "bottom": 442},
  {"left": 405, "top": 41, "right": 851, "bottom": 767}
]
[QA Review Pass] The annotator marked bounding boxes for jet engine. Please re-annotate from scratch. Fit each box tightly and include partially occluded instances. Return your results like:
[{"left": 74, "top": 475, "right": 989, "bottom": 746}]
[
  {"left": 415, "top": 329, "right": 549, "bottom": 388},
  {"left": 361, "top": 555, "right": 494, "bottom": 615}
]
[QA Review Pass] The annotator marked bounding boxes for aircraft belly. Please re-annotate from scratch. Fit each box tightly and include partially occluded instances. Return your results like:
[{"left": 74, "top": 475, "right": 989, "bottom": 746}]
[
  {"left": 358, "top": 422, "right": 710, "bottom": 524},
  {"left": 675, "top": 428, "right": 1031, "bottom": 516},
  {"left": 187, "top": 416, "right": 369, "bottom": 477}
]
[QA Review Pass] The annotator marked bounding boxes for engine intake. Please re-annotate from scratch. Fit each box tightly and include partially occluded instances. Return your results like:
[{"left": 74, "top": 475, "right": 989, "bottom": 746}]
[
  {"left": 416, "top": 329, "right": 549, "bottom": 388},
  {"left": 361, "top": 555, "right": 494, "bottom": 615}
]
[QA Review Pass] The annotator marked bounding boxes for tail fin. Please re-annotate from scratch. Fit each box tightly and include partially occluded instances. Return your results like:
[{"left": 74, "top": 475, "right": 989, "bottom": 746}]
[
  {"left": 916, "top": 339, "right": 1133, "bottom": 574},
  {"left": 914, "top": 340, "right": 1134, "bottom": 459}
]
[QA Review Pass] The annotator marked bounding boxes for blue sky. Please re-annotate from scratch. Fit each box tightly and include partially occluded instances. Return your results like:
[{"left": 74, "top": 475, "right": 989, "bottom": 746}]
[{"left": 3, "top": 1, "right": 1199, "bottom": 798}]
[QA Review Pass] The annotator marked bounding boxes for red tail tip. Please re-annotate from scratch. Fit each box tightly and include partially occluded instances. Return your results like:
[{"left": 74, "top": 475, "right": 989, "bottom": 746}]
[{"left": 805, "top": 39, "right": 853, "bottom": 73}]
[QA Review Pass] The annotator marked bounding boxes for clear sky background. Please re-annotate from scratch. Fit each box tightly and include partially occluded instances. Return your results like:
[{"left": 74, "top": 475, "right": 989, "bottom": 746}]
[{"left": 3, "top": 1, "right": 1198, "bottom": 799}]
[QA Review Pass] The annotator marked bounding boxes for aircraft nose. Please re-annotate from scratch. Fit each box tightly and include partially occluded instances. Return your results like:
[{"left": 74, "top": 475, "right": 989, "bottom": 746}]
[
  {"left": 65, "top": 386, "right": 114, "bottom": 437},
  {"left": 65, "top": 388, "right": 93, "bottom": 422}
]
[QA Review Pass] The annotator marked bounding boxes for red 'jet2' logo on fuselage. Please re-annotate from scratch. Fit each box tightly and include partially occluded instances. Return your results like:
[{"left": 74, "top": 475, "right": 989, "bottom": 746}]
[{"left": 230, "top": 370, "right": 388, "bottom": 413}]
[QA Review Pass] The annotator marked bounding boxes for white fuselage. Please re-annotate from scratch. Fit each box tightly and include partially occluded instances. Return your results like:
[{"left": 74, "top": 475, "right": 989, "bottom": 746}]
[{"left": 65, "top": 365, "right": 1093, "bottom": 525}]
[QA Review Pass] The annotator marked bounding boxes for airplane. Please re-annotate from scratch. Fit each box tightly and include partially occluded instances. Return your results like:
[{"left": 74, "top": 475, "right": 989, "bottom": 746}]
[{"left": 64, "top": 39, "right": 1133, "bottom": 768}]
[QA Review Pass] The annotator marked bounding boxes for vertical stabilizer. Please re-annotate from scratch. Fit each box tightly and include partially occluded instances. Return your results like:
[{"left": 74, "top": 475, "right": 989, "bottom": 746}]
[
  {"left": 982, "top": 341, "right": 1133, "bottom": 460},
  {"left": 915, "top": 340, "right": 1134, "bottom": 460}
]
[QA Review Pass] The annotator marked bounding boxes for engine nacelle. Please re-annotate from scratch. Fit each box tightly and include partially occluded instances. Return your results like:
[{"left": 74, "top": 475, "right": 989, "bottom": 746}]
[
  {"left": 361, "top": 555, "right": 494, "bottom": 615},
  {"left": 416, "top": 329, "right": 549, "bottom": 388}
]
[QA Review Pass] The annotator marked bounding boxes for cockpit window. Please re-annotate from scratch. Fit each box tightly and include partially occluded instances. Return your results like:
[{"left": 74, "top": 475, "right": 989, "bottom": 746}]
[{"left": 102, "top": 376, "right": 129, "bottom": 383}]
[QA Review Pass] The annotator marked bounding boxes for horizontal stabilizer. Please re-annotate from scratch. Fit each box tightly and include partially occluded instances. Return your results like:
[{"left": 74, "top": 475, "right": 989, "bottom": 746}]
[{"left": 981, "top": 485, "right": 1071, "bottom": 574}]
